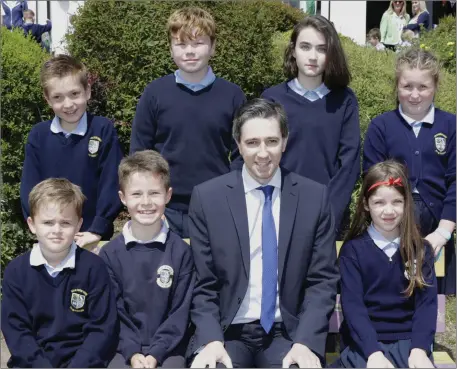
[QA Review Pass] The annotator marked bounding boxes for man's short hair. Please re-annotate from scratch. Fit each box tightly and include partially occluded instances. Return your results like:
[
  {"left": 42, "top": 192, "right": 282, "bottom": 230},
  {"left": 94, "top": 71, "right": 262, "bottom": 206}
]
[
  {"left": 23, "top": 9, "right": 35, "bottom": 19},
  {"left": 167, "top": 7, "right": 216, "bottom": 44},
  {"left": 232, "top": 98, "right": 289, "bottom": 143},
  {"left": 118, "top": 150, "right": 171, "bottom": 192},
  {"left": 29, "top": 178, "right": 86, "bottom": 219},
  {"left": 40, "top": 55, "right": 88, "bottom": 97}
]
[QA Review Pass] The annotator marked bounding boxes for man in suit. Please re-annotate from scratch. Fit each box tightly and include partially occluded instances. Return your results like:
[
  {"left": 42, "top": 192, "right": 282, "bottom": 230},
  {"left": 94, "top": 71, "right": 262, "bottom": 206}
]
[{"left": 187, "top": 98, "right": 339, "bottom": 368}]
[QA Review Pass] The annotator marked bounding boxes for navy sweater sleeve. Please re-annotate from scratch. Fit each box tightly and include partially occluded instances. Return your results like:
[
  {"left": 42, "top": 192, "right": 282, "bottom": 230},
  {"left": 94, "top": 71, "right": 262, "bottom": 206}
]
[
  {"left": 99, "top": 247, "right": 142, "bottom": 363},
  {"left": 339, "top": 241, "right": 382, "bottom": 359},
  {"left": 20, "top": 126, "right": 42, "bottom": 220},
  {"left": 411, "top": 243, "right": 438, "bottom": 352},
  {"left": 404, "top": 12, "right": 430, "bottom": 31},
  {"left": 442, "top": 124, "right": 456, "bottom": 222},
  {"left": 67, "top": 259, "right": 119, "bottom": 368},
  {"left": 31, "top": 21, "right": 52, "bottom": 37},
  {"left": 1, "top": 259, "right": 54, "bottom": 368},
  {"left": 363, "top": 119, "right": 388, "bottom": 173},
  {"left": 327, "top": 91, "right": 361, "bottom": 229},
  {"left": 229, "top": 89, "right": 247, "bottom": 170},
  {"left": 87, "top": 123, "right": 124, "bottom": 236},
  {"left": 129, "top": 83, "right": 157, "bottom": 154},
  {"left": 146, "top": 247, "right": 196, "bottom": 364}
]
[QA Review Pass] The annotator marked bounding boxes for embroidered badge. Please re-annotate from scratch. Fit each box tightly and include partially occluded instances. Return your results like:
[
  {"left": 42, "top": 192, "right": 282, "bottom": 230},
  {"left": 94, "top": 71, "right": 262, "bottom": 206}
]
[
  {"left": 70, "top": 289, "right": 87, "bottom": 312},
  {"left": 404, "top": 260, "right": 417, "bottom": 281},
  {"left": 88, "top": 136, "right": 102, "bottom": 157},
  {"left": 157, "top": 265, "right": 174, "bottom": 288},
  {"left": 434, "top": 133, "right": 447, "bottom": 155}
]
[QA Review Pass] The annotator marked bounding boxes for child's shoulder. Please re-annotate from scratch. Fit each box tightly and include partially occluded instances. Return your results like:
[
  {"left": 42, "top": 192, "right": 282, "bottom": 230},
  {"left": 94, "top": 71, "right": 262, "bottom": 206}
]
[
  {"left": 262, "top": 82, "right": 288, "bottom": 97},
  {"left": 98, "top": 233, "right": 126, "bottom": 256},
  {"left": 145, "top": 74, "right": 176, "bottom": 90},
  {"left": 339, "top": 233, "right": 371, "bottom": 257},
  {"left": 213, "top": 77, "right": 244, "bottom": 94},
  {"left": 3, "top": 251, "right": 33, "bottom": 280},
  {"left": 434, "top": 108, "right": 457, "bottom": 126},
  {"left": 28, "top": 119, "right": 53, "bottom": 136},
  {"left": 75, "top": 247, "right": 108, "bottom": 272},
  {"left": 167, "top": 230, "right": 192, "bottom": 253},
  {"left": 370, "top": 109, "right": 399, "bottom": 126}
]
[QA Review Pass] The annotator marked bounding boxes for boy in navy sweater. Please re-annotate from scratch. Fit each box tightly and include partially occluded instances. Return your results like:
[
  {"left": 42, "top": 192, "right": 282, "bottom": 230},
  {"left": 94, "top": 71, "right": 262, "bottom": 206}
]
[
  {"left": 99, "top": 150, "right": 195, "bottom": 368},
  {"left": 21, "top": 9, "right": 51, "bottom": 47},
  {"left": 2, "top": 178, "right": 119, "bottom": 368},
  {"left": 129, "top": 7, "right": 246, "bottom": 238},
  {"left": 20, "top": 55, "right": 123, "bottom": 248}
]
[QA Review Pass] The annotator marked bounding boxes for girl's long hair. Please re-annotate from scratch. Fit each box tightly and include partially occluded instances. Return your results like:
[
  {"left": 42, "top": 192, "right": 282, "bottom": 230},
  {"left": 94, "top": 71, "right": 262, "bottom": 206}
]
[
  {"left": 283, "top": 15, "right": 351, "bottom": 90},
  {"left": 346, "top": 160, "right": 430, "bottom": 296}
]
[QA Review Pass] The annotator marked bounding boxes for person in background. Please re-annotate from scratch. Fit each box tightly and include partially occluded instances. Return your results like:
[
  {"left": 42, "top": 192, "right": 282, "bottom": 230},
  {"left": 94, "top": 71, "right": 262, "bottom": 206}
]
[
  {"left": 380, "top": 0, "right": 410, "bottom": 51},
  {"left": 367, "top": 28, "right": 386, "bottom": 51},
  {"left": 21, "top": 9, "right": 52, "bottom": 48},
  {"left": 404, "top": 1, "right": 431, "bottom": 37},
  {"left": 1, "top": 0, "right": 27, "bottom": 29}
]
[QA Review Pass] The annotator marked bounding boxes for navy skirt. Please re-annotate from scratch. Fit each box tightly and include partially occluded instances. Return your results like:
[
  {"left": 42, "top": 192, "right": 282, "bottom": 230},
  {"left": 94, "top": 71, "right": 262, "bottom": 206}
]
[
  {"left": 413, "top": 194, "right": 456, "bottom": 295},
  {"left": 329, "top": 339, "right": 433, "bottom": 368}
]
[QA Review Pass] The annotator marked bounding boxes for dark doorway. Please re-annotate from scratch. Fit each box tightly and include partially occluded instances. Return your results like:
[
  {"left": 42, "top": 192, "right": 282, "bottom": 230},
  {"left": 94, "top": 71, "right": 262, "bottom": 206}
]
[
  {"left": 432, "top": 1, "right": 456, "bottom": 25},
  {"left": 366, "top": 1, "right": 390, "bottom": 33}
]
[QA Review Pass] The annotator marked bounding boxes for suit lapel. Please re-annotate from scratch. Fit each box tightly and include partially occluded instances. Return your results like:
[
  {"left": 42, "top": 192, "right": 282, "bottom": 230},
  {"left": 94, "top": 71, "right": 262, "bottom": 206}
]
[
  {"left": 278, "top": 171, "right": 298, "bottom": 287},
  {"left": 227, "top": 171, "right": 250, "bottom": 278}
]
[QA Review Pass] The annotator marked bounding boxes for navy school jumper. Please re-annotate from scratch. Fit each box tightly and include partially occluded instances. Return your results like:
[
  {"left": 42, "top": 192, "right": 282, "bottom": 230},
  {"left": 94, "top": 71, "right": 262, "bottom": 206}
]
[
  {"left": 261, "top": 82, "right": 361, "bottom": 232},
  {"left": 129, "top": 74, "right": 246, "bottom": 213},
  {"left": 339, "top": 233, "right": 437, "bottom": 360},
  {"left": 20, "top": 114, "right": 123, "bottom": 239},
  {"left": 1, "top": 247, "right": 119, "bottom": 368},
  {"left": 98, "top": 231, "right": 195, "bottom": 365}
]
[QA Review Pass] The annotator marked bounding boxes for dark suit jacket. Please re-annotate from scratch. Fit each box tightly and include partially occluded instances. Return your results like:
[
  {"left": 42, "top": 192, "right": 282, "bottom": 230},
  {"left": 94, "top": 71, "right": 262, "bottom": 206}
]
[{"left": 187, "top": 168, "right": 339, "bottom": 359}]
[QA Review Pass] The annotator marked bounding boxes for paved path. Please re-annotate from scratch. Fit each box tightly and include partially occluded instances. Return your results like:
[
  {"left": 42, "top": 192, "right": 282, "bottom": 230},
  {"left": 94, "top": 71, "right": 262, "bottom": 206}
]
[{"left": 1, "top": 336, "right": 9, "bottom": 368}]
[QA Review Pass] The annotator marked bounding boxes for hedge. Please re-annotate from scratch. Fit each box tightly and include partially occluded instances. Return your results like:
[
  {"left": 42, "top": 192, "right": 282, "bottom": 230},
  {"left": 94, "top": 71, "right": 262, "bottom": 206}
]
[{"left": 1, "top": 28, "right": 51, "bottom": 272}]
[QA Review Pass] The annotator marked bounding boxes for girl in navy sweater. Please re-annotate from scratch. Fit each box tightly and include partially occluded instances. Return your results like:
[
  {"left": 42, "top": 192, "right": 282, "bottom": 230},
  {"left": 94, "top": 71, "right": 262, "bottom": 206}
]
[
  {"left": 334, "top": 160, "right": 437, "bottom": 368},
  {"left": 262, "top": 15, "right": 360, "bottom": 239},
  {"left": 363, "top": 49, "right": 455, "bottom": 295}
]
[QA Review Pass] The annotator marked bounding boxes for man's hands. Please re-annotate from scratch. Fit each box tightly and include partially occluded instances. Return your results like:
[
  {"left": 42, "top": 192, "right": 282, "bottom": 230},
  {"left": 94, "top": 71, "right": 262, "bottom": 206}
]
[
  {"left": 282, "top": 343, "right": 321, "bottom": 368},
  {"left": 191, "top": 341, "right": 233, "bottom": 368},
  {"left": 74, "top": 232, "right": 101, "bottom": 250},
  {"left": 408, "top": 348, "right": 434, "bottom": 368},
  {"left": 367, "top": 351, "right": 394, "bottom": 368},
  {"left": 130, "top": 353, "right": 157, "bottom": 368}
]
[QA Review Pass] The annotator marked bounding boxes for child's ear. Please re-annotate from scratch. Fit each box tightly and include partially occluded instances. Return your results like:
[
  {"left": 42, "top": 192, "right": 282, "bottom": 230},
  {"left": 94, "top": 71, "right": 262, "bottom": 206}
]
[
  {"left": 27, "top": 216, "right": 37, "bottom": 234},
  {"left": 210, "top": 40, "right": 216, "bottom": 56},
  {"left": 118, "top": 190, "right": 127, "bottom": 207},
  {"left": 363, "top": 198, "right": 369, "bottom": 212},
  {"left": 165, "top": 187, "right": 172, "bottom": 204},
  {"left": 44, "top": 92, "right": 52, "bottom": 106},
  {"left": 77, "top": 218, "right": 83, "bottom": 232},
  {"left": 85, "top": 84, "right": 91, "bottom": 100}
]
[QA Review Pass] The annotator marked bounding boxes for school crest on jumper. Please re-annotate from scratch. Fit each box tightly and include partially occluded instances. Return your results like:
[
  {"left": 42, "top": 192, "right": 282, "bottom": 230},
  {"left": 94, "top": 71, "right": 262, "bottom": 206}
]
[
  {"left": 434, "top": 133, "right": 447, "bottom": 155},
  {"left": 88, "top": 136, "right": 102, "bottom": 157},
  {"left": 404, "top": 260, "right": 417, "bottom": 281},
  {"left": 157, "top": 265, "right": 174, "bottom": 288},
  {"left": 70, "top": 289, "right": 88, "bottom": 312}
]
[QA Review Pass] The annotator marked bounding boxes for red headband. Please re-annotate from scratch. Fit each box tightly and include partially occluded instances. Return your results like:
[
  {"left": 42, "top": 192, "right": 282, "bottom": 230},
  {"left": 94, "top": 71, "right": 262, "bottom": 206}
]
[{"left": 368, "top": 177, "right": 403, "bottom": 192}]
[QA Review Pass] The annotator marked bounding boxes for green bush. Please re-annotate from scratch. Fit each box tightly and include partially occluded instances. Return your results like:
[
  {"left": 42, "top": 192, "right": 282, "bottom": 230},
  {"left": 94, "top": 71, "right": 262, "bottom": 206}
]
[
  {"left": 272, "top": 31, "right": 456, "bottom": 137},
  {"left": 67, "top": 0, "right": 305, "bottom": 153},
  {"left": 417, "top": 15, "right": 456, "bottom": 74},
  {"left": 1, "top": 28, "right": 51, "bottom": 271}
]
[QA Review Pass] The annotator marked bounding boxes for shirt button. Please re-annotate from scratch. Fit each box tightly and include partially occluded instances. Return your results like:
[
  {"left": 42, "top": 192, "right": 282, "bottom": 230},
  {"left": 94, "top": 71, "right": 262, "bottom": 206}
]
[
  {"left": 414, "top": 151, "right": 420, "bottom": 155},
  {"left": 237, "top": 297, "right": 242, "bottom": 304},
  {"left": 222, "top": 325, "right": 227, "bottom": 330},
  {"left": 429, "top": 202, "right": 434, "bottom": 207}
]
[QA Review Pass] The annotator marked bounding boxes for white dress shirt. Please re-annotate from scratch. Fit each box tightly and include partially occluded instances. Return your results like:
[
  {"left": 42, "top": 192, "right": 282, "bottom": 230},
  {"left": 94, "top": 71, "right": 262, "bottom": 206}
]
[
  {"left": 30, "top": 242, "right": 77, "bottom": 278},
  {"left": 122, "top": 220, "right": 168, "bottom": 245},
  {"left": 50, "top": 112, "right": 88, "bottom": 138},
  {"left": 233, "top": 165, "right": 282, "bottom": 324},
  {"left": 367, "top": 223, "right": 400, "bottom": 259}
]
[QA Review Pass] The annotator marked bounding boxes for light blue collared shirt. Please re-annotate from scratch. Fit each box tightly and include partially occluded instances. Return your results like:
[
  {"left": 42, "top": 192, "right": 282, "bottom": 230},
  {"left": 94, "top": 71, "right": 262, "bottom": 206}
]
[
  {"left": 30, "top": 242, "right": 77, "bottom": 278},
  {"left": 50, "top": 112, "right": 88, "bottom": 138},
  {"left": 287, "top": 78, "right": 331, "bottom": 102},
  {"left": 367, "top": 223, "right": 400, "bottom": 259},
  {"left": 122, "top": 220, "right": 168, "bottom": 245},
  {"left": 174, "top": 67, "right": 216, "bottom": 92}
]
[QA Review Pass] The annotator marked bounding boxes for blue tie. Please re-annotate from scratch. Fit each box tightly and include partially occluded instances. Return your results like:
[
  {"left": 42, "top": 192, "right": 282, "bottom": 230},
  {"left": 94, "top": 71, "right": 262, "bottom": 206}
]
[{"left": 258, "top": 185, "right": 277, "bottom": 333}]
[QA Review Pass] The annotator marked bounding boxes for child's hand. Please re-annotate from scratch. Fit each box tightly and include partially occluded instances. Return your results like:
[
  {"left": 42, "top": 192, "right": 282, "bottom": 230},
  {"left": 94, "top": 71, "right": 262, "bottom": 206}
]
[
  {"left": 144, "top": 355, "right": 157, "bottom": 368},
  {"left": 425, "top": 231, "right": 447, "bottom": 256},
  {"left": 131, "top": 353, "right": 148, "bottom": 368},
  {"left": 367, "top": 351, "right": 394, "bottom": 368},
  {"left": 74, "top": 232, "right": 101, "bottom": 250},
  {"left": 408, "top": 348, "right": 435, "bottom": 368}
]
